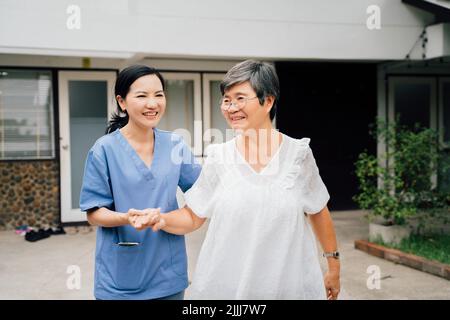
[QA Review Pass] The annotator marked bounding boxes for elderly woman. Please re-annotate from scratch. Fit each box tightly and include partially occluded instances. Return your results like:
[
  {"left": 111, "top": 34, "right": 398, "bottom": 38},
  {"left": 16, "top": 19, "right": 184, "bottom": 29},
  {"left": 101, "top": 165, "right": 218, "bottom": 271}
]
[{"left": 143, "top": 60, "right": 341, "bottom": 300}]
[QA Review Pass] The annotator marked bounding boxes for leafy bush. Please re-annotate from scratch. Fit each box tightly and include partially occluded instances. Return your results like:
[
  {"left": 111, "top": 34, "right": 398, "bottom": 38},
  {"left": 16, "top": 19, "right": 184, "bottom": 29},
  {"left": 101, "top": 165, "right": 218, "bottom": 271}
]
[{"left": 354, "top": 119, "right": 449, "bottom": 227}]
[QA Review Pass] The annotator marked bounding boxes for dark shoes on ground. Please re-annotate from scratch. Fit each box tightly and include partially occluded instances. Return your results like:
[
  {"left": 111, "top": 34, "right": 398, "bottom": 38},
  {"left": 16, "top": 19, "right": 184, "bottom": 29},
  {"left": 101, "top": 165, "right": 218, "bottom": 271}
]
[
  {"left": 25, "top": 229, "right": 51, "bottom": 242},
  {"left": 24, "top": 225, "right": 66, "bottom": 242}
]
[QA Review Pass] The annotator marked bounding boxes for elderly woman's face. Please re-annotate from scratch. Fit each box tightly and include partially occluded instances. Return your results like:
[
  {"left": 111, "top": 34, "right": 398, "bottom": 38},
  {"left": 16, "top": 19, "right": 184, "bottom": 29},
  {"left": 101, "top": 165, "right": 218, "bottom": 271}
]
[{"left": 221, "top": 81, "right": 272, "bottom": 132}]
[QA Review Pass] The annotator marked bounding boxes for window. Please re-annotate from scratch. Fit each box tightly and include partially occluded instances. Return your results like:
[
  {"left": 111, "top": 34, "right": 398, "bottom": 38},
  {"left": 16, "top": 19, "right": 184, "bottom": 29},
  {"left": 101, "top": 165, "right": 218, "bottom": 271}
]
[
  {"left": 393, "top": 81, "right": 432, "bottom": 129},
  {"left": 209, "top": 80, "right": 229, "bottom": 141},
  {"left": 202, "top": 73, "right": 229, "bottom": 152},
  {"left": 160, "top": 79, "right": 195, "bottom": 134},
  {"left": 160, "top": 72, "right": 202, "bottom": 156},
  {"left": 0, "top": 69, "right": 55, "bottom": 160}
]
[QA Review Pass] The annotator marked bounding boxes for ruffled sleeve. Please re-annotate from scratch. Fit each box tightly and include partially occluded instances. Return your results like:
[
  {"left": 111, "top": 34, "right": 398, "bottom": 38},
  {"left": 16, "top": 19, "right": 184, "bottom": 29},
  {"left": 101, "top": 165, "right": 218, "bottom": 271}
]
[
  {"left": 281, "top": 138, "right": 310, "bottom": 189},
  {"left": 184, "top": 144, "right": 223, "bottom": 218},
  {"left": 299, "top": 140, "right": 330, "bottom": 214}
]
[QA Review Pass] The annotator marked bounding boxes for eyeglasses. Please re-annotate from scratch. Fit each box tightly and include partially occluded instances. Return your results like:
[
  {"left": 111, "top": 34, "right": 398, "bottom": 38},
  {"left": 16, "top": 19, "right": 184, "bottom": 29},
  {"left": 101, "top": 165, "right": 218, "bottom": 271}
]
[{"left": 220, "top": 96, "right": 258, "bottom": 111}]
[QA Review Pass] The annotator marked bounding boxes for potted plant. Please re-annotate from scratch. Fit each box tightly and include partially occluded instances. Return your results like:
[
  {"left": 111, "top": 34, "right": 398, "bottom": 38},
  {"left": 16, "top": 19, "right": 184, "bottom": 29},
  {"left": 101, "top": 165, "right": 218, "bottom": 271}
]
[{"left": 354, "top": 119, "right": 449, "bottom": 245}]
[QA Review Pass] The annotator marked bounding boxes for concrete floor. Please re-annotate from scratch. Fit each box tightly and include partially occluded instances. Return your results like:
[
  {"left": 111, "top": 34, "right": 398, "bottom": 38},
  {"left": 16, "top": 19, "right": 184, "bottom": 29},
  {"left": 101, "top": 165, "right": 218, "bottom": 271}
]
[{"left": 0, "top": 210, "right": 449, "bottom": 300}]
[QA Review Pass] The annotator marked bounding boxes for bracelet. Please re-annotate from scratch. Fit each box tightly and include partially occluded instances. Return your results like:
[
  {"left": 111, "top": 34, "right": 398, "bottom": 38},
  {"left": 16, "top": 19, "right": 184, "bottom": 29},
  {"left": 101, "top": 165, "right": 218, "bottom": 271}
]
[{"left": 323, "top": 251, "right": 340, "bottom": 259}]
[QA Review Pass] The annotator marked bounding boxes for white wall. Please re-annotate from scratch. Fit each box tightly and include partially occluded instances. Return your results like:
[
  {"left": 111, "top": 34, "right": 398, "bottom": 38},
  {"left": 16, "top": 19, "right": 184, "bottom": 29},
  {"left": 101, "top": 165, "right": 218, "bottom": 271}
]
[
  {"left": 0, "top": 0, "right": 436, "bottom": 61},
  {"left": 0, "top": 54, "right": 125, "bottom": 69},
  {"left": 0, "top": 53, "right": 241, "bottom": 74}
]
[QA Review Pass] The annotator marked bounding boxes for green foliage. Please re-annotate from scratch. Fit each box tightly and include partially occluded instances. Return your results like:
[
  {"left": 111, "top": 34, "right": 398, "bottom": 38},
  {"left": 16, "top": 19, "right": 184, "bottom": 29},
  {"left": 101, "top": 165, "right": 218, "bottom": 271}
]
[
  {"left": 354, "top": 118, "right": 449, "bottom": 227},
  {"left": 374, "top": 233, "right": 450, "bottom": 265}
]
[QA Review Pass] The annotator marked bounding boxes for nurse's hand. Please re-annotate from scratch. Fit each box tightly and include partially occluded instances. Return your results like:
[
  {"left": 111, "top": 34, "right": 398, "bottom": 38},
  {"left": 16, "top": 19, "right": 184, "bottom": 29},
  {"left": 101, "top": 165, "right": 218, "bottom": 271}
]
[
  {"left": 127, "top": 208, "right": 145, "bottom": 228},
  {"left": 127, "top": 208, "right": 152, "bottom": 231},
  {"left": 127, "top": 208, "right": 161, "bottom": 231}
]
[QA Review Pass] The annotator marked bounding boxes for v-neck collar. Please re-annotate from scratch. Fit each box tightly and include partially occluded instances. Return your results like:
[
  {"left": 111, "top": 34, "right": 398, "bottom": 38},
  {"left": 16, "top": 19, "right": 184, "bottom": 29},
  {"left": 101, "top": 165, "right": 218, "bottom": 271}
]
[
  {"left": 233, "top": 133, "right": 285, "bottom": 176},
  {"left": 115, "top": 128, "right": 160, "bottom": 181}
]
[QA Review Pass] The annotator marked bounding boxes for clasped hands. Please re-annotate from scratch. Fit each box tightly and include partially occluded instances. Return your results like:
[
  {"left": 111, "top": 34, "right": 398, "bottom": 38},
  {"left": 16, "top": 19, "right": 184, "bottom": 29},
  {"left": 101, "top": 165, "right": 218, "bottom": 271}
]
[{"left": 126, "top": 208, "right": 166, "bottom": 231}]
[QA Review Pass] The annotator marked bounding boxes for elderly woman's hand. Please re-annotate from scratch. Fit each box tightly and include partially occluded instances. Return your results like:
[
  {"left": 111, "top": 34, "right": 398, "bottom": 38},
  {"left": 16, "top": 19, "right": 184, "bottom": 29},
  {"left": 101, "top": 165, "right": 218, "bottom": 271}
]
[
  {"left": 127, "top": 208, "right": 162, "bottom": 231},
  {"left": 324, "top": 270, "right": 340, "bottom": 300}
]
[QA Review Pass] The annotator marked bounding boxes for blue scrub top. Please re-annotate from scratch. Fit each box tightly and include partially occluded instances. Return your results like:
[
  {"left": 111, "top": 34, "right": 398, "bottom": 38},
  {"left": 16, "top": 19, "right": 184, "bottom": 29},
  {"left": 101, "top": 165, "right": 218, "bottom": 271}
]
[{"left": 79, "top": 128, "right": 201, "bottom": 300}]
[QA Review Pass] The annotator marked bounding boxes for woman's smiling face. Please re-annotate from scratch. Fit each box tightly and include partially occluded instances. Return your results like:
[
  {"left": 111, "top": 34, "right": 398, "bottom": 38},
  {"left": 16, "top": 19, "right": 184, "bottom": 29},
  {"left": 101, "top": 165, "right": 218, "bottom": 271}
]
[
  {"left": 221, "top": 81, "right": 274, "bottom": 132},
  {"left": 117, "top": 74, "right": 166, "bottom": 129}
]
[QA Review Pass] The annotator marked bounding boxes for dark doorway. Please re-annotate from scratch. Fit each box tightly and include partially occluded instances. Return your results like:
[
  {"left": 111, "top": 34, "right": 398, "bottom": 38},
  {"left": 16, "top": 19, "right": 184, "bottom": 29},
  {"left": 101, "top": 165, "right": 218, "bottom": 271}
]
[{"left": 275, "top": 62, "right": 377, "bottom": 210}]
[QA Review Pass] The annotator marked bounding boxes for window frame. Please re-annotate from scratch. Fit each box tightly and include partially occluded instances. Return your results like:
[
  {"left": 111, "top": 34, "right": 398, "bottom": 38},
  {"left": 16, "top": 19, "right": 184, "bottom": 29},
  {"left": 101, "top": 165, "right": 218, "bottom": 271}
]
[
  {"left": 0, "top": 68, "right": 56, "bottom": 161},
  {"left": 202, "top": 73, "right": 227, "bottom": 153},
  {"left": 387, "top": 76, "right": 438, "bottom": 188}
]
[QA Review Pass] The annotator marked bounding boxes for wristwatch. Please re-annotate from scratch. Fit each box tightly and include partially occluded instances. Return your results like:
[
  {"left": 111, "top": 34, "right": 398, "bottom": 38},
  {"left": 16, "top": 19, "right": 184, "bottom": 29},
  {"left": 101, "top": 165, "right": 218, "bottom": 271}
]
[{"left": 323, "top": 251, "right": 340, "bottom": 259}]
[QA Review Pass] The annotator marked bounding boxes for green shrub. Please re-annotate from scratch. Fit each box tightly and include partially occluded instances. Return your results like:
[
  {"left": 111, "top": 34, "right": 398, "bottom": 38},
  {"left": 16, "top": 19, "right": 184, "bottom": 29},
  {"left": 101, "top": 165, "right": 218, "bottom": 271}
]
[{"left": 354, "top": 118, "right": 449, "bottom": 228}]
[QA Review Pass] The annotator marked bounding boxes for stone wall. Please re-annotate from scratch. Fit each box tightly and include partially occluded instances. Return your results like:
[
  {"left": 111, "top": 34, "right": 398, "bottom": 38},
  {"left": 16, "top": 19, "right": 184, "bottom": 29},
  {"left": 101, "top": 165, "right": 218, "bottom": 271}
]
[{"left": 0, "top": 160, "right": 60, "bottom": 230}]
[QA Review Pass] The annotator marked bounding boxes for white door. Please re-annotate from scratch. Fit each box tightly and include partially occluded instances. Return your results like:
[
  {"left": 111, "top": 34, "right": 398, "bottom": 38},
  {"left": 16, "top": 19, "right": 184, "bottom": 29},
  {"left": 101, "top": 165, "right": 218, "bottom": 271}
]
[
  {"left": 58, "top": 71, "right": 116, "bottom": 223},
  {"left": 157, "top": 72, "right": 203, "bottom": 207}
]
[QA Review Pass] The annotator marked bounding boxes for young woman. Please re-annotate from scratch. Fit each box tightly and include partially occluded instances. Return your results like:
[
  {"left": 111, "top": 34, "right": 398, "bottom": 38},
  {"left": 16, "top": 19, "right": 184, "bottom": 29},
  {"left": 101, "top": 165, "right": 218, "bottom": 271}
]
[
  {"left": 79, "top": 65, "right": 201, "bottom": 300},
  {"left": 142, "top": 60, "right": 341, "bottom": 300}
]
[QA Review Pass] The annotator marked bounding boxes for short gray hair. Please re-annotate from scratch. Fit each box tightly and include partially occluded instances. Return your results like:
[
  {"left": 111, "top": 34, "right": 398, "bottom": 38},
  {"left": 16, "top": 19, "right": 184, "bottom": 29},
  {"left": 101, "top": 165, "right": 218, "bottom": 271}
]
[{"left": 220, "top": 60, "right": 279, "bottom": 120}]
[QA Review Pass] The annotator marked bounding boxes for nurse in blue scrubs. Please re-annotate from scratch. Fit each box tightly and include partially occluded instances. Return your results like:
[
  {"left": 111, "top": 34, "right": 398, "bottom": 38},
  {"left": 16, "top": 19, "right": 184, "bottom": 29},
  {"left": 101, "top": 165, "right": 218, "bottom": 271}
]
[{"left": 79, "top": 65, "right": 201, "bottom": 300}]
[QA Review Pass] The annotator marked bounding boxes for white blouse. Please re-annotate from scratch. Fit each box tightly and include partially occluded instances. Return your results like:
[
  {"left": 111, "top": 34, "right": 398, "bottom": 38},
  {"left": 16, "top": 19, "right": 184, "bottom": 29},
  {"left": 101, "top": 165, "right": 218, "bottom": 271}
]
[{"left": 184, "top": 133, "right": 330, "bottom": 299}]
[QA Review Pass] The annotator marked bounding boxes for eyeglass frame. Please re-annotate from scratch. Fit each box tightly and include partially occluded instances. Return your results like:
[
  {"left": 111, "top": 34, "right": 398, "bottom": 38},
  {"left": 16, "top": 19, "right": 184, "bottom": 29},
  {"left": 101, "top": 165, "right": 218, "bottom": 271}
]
[{"left": 220, "top": 96, "right": 259, "bottom": 111}]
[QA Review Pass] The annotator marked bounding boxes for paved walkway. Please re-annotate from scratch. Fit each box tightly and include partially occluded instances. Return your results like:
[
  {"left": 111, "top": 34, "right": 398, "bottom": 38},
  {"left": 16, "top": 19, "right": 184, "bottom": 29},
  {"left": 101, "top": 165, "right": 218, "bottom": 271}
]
[{"left": 0, "top": 210, "right": 449, "bottom": 299}]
